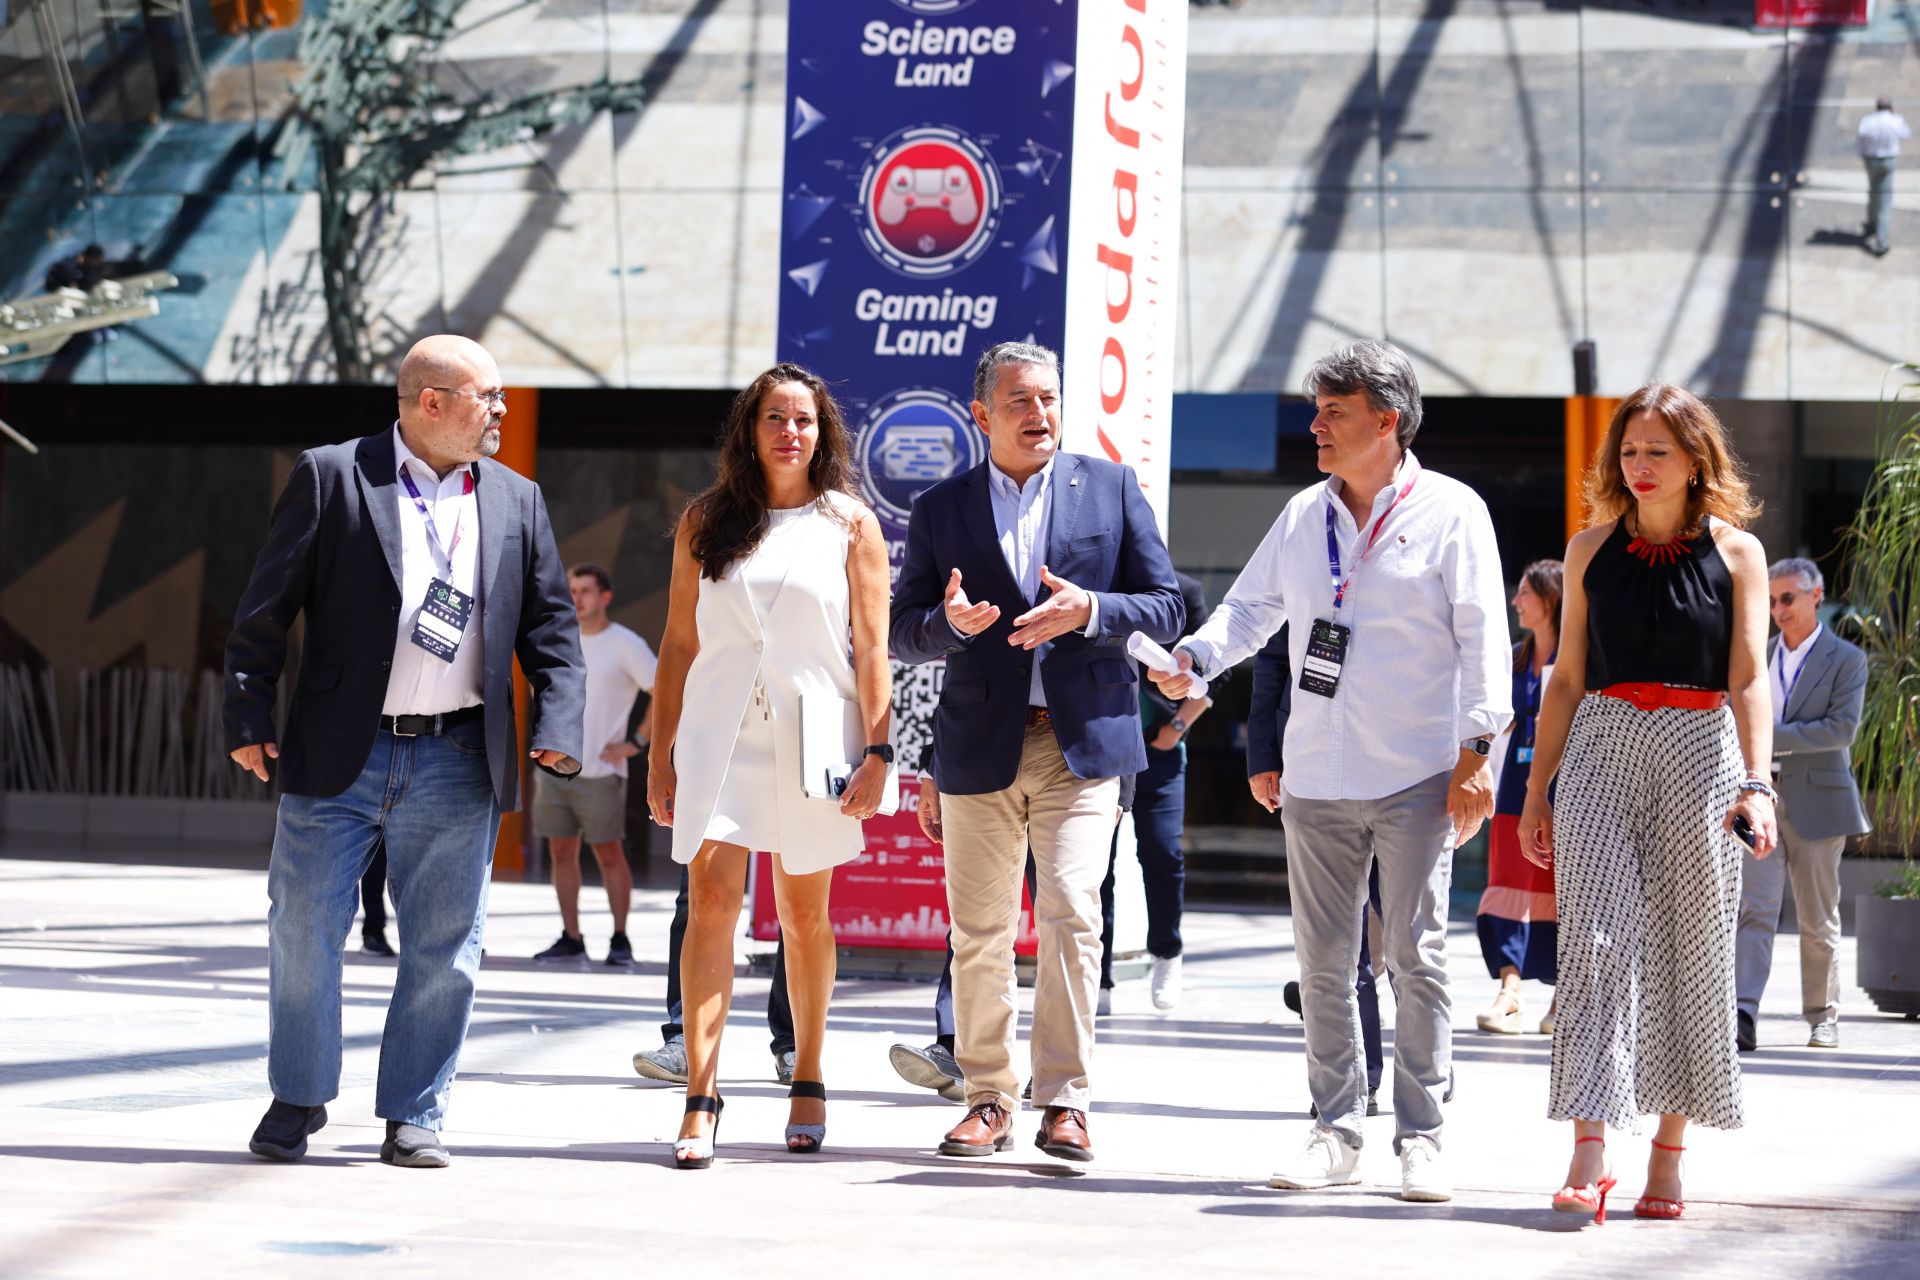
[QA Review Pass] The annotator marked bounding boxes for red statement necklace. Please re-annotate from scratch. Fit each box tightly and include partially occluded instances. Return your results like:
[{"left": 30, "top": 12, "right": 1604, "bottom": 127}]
[{"left": 1625, "top": 517, "right": 1695, "bottom": 567}]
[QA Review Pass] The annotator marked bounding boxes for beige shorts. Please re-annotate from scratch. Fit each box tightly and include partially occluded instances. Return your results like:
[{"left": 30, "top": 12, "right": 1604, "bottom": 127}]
[{"left": 532, "top": 773, "right": 627, "bottom": 844}]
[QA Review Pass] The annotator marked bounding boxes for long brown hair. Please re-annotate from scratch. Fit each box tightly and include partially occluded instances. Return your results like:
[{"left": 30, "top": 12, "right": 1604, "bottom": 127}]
[
  {"left": 1583, "top": 381, "right": 1761, "bottom": 532},
  {"left": 1514, "top": 558, "right": 1564, "bottom": 673},
  {"left": 687, "top": 363, "right": 858, "bottom": 580}
]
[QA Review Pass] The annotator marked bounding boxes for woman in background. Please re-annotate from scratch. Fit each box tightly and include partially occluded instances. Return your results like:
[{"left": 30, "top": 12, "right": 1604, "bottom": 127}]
[{"left": 1475, "top": 560, "right": 1563, "bottom": 1035}]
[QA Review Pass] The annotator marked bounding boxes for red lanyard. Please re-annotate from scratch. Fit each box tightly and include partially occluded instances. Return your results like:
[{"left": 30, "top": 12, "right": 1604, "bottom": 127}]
[{"left": 1326, "top": 474, "right": 1417, "bottom": 612}]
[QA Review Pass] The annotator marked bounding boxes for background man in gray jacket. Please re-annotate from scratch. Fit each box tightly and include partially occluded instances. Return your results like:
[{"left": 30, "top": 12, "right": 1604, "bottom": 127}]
[{"left": 1736, "top": 557, "right": 1870, "bottom": 1052}]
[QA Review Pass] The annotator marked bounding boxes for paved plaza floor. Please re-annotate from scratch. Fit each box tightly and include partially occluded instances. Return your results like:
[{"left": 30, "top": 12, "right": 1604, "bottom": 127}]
[{"left": 2, "top": 854, "right": 1917, "bottom": 1278}]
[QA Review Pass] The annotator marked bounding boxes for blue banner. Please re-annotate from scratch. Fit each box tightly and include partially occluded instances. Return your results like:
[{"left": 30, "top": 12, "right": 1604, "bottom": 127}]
[{"left": 777, "top": 0, "right": 1080, "bottom": 569}]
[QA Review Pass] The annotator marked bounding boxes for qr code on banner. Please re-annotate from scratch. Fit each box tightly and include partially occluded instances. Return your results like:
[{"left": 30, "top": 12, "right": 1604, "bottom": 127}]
[{"left": 890, "top": 658, "right": 944, "bottom": 775}]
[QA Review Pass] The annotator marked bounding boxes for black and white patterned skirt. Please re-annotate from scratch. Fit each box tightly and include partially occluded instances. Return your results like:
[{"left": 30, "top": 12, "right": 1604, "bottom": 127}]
[{"left": 1549, "top": 693, "right": 1746, "bottom": 1130}]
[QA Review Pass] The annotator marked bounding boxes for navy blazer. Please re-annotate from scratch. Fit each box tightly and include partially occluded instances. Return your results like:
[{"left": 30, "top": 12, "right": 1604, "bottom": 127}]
[
  {"left": 891, "top": 452, "right": 1184, "bottom": 794},
  {"left": 1245, "top": 623, "right": 1293, "bottom": 778},
  {"left": 223, "top": 430, "right": 585, "bottom": 810}
]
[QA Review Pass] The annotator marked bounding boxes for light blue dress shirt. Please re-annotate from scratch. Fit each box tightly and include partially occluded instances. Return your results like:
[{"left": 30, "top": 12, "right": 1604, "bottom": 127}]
[{"left": 946, "top": 455, "right": 1102, "bottom": 708}]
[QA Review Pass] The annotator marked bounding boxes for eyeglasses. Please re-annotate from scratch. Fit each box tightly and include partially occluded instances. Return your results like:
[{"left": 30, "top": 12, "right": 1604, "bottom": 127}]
[{"left": 405, "top": 386, "right": 507, "bottom": 408}]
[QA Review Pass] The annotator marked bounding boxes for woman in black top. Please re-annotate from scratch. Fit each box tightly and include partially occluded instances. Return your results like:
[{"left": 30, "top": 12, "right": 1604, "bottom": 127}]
[{"left": 1518, "top": 382, "right": 1777, "bottom": 1225}]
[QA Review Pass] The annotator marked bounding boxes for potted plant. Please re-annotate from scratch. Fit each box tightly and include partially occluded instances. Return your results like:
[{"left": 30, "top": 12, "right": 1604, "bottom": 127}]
[{"left": 1845, "top": 363, "right": 1920, "bottom": 1018}]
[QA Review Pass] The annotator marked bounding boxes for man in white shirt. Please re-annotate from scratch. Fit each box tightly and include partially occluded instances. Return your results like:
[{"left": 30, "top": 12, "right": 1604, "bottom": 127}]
[
  {"left": 531, "top": 563, "right": 657, "bottom": 966},
  {"left": 1735, "top": 558, "right": 1870, "bottom": 1052},
  {"left": 1152, "top": 340, "right": 1510, "bottom": 1203},
  {"left": 1859, "top": 96, "right": 1910, "bottom": 256}
]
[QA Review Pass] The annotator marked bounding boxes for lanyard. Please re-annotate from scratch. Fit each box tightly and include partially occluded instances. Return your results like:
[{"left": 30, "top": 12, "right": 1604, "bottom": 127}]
[
  {"left": 1776, "top": 638, "right": 1811, "bottom": 709},
  {"left": 1520, "top": 649, "right": 1556, "bottom": 746},
  {"left": 1325, "top": 475, "right": 1417, "bottom": 612},
  {"left": 399, "top": 465, "right": 472, "bottom": 574}
]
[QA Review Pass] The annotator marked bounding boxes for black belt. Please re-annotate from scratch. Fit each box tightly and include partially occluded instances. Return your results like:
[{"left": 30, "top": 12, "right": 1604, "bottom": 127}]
[{"left": 381, "top": 705, "right": 484, "bottom": 737}]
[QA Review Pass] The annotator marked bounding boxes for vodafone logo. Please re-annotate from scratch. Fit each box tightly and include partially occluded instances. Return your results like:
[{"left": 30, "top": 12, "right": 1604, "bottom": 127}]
[{"left": 858, "top": 126, "right": 1002, "bottom": 279}]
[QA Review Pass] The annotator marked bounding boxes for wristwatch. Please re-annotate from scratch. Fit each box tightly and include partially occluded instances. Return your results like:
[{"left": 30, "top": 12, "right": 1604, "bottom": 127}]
[
  {"left": 1169, "top": 718, "right": 1189, "bottom": 737},
  {"left": 1460, "top": 737, "right": 1491, "bottom": 757},
  {"left": 864, "top": 744, "right": 896, "bottom": 764}
]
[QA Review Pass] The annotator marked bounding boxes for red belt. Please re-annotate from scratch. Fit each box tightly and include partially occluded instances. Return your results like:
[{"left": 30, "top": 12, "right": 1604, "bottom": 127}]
[{"left": 1594, "top": 683, "right": 1728, "bottom": 712}]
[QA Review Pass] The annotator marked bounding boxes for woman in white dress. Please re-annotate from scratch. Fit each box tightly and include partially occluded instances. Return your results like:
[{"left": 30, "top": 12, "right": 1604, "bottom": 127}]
[{"left": 647, "top": 364, "right": 892, "bottom": 1168}]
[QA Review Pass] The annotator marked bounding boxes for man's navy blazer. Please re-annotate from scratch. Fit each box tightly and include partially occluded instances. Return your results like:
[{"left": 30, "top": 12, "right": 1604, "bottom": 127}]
[
  {"left": 223, "top": 429, "right": 585, "bottom": 811},
  {"left": 890, "top": 452, "right": 1184, "bottom": 795}
]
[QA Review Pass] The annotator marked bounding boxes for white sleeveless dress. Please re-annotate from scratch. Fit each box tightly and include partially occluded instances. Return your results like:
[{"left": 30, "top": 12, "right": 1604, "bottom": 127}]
[{"left": 670, "top": 493, "right": 868, "bottom": 875}]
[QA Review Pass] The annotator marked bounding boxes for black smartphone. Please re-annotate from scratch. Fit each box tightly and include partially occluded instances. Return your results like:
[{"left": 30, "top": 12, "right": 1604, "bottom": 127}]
[{"left": 1731, "top": 814, "right": 1757, "bottom": 849}]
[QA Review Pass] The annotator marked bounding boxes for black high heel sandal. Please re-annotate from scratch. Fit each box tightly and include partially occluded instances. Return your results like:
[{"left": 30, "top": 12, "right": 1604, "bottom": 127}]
[
  {"left": 785, "top": 1081, "right": 826, "bottom": 1155},
  {"left": 674, "top": 1094, "right": 723, "bottom": 1169}
]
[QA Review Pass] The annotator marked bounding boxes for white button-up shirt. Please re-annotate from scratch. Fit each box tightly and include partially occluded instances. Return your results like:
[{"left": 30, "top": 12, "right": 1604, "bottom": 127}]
[
  {"left": 383, "top": 424, "right": 485, "bottom": 717},
  {"left": 1772, "top": 623, "right": 1823, "bottom": 719},
  {"left": 1179, "top": 452, "right": 1511, "bottom": 802},
  {"left": 1859, "top": 109, "right": 1910, "bottom": 159}
]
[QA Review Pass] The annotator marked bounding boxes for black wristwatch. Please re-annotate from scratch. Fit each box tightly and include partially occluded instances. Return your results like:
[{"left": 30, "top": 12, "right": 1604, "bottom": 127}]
[
  {"left": 1460, "top": 737, "right": 1491, "bottom": 757},
  {"left": 864, "top": 744, "right": 895, "bottom": 764}
]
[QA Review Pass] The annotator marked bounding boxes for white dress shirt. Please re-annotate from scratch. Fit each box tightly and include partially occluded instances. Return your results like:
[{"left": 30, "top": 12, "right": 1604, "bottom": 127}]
[
  {"left": 1179, "top": 452, "right": 1511, "bottom": 802},
  {"left": 383, "top": 424, "right": 485, "bottom": 717},
  {"left": 956, "top": 455, "right": 1099, "bottom": 707},
  {"left": 1859, "top": 109, "right": 1910, "bottom": 159},
  {"left": 1771, "top": 623, "right": 1823, "bottom": 720}
]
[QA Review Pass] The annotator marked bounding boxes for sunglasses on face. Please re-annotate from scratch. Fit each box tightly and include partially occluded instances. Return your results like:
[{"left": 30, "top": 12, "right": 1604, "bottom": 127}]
[{"left": 1769, "top": 592, "right": 1803, "bottom": 608}]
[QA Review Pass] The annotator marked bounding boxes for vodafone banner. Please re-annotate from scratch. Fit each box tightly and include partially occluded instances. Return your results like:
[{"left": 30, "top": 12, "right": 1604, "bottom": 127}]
[
  {"left": 767, "top": 0, "right": 1186, "bottom": 951},
  {"left": 1061, "top": 1, "right": 1187, "bottom": 534}
]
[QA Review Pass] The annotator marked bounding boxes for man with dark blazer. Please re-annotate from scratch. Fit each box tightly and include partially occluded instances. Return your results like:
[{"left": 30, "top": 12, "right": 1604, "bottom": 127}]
[
  {"left": 891, "top": 340, "right": 1183, "bottom": 1164},
  {"left": 1736, "top": 557, "right": 1871, "bottom": 1052},
  {"left": 225, "top": 334, "right": 584, "bottom": 1167}
]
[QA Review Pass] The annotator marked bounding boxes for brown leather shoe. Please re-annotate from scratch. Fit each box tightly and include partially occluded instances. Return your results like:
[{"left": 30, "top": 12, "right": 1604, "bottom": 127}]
[
  {"left": 1035, "top": 1106, "right": 1094, "bottom": 1162},
  {"left": 939, "top": 1100, "right": 1013, "bottom": 1157}
]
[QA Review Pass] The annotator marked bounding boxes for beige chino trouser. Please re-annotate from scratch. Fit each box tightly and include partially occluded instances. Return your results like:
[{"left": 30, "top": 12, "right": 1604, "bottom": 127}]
[{"left": 941, "top": 721, "right": 1120, "bottom": 1114}]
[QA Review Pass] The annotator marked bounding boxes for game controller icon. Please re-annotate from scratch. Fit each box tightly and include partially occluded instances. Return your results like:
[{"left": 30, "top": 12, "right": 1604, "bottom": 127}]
[{"left": 876, "top": 164, "right": 979, "bottom": 227}]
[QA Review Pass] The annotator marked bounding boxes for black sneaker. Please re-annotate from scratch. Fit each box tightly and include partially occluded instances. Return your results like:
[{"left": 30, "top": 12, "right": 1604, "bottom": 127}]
[
  {"left": 361, "top": 929, "right": 396, "bottom": 957},
  {"left": 1283, "top": 981, "right": 1302, "bottom": 1018},
  {"left": 534, "top": 933, "right": 587, "bottom": 962},
  {"left": 605, "top": 932, "right": 634, "bottom": 966},
  {"left": 1736, "top": 1009, "right": 1757, "bottom": 1053},
  {"left": 249, "top": 1099, "right": 327, "bottom": 1161},
  {"left": 381, "top": 1120, "right": 449, "bottom": 1168}
]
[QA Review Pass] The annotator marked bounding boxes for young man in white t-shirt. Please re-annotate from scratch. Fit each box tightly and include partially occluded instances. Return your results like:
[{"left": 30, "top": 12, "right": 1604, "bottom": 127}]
[{"left": 532, "top": 564, "right": 658, "bottom": 964}]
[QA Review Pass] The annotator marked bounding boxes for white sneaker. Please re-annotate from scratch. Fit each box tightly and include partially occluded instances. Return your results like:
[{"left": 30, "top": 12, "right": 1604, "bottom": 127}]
[
  {"left": 1149, "top": 954, "right": 1182, "bottom": 1010},
  {"left": 1268, "top": 1126, "right": 1362, "bottom": 1190},
  {"left": 1399, "top": 1136, "right": 1452, "bottom": 1202}
]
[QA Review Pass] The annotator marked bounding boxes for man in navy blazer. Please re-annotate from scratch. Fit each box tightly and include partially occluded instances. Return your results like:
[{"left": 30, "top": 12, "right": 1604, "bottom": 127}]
[
  {"left": 891, "top": 340, "right": 1183, "bottom": 1163},
  {"left": 224, "top": 335, "right": 584, "bottom": 1167}
]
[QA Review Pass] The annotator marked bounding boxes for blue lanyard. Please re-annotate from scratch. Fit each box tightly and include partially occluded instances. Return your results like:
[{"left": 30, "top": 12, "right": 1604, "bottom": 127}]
[
  {"left": 1325, "top": 475, "right": 1417, "bottom": 612},
  {"left": 1776, "top": 638, "right": 1811, "bottom": 709},
  {"left": 399, "top": 466, "right": 472, "bottom": 574}
]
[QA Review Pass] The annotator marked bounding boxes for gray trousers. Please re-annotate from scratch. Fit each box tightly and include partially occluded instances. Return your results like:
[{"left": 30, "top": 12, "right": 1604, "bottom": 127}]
[
  {"left": 1282, "top": 771, "right": 1453, "bottom": 1153},
  {"left": 1736, "top": 810, "right": 1844, "bottom": 1025},
  {"left": 1865, "top": 156, "right": 1896, "bottom": 252}
]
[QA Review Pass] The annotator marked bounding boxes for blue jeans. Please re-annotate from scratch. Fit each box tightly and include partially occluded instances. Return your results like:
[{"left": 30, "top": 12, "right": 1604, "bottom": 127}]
[{"left": 267, "top": 720, "right": 500, "bottom": 1129}]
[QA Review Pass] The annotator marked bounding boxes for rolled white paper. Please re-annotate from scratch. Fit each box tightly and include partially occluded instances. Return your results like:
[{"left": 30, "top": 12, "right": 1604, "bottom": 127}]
[{"left": 1127, "top": 632, "right": 1209, "bottom": 699}]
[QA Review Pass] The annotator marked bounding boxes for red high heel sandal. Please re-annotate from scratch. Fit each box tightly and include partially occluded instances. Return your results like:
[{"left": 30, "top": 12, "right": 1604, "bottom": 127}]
[
  {"left": 1634, "top": 1140, "right": 1686, "bottom": 1219},
  {"left": 1551, "top": 1135, "right": 1618, "bottom": 1224}
]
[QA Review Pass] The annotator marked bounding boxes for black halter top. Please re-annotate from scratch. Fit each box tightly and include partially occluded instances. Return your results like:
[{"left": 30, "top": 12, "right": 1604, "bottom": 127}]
[{"left": 1583, "top": 517, "right": 1734, "bottom": 692}]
